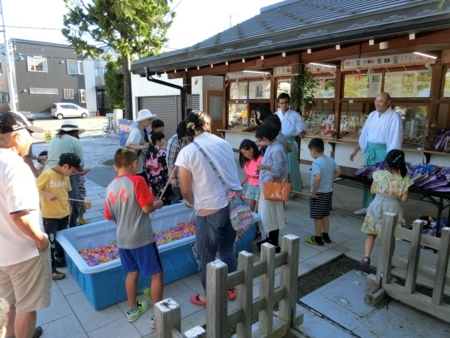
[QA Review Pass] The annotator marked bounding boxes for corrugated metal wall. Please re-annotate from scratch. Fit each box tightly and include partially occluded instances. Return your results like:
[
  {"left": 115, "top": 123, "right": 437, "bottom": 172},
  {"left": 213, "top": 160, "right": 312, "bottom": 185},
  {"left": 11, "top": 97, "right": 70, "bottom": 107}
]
[{"left": 138, "top": 94, "right": 199, "bottom": 138}]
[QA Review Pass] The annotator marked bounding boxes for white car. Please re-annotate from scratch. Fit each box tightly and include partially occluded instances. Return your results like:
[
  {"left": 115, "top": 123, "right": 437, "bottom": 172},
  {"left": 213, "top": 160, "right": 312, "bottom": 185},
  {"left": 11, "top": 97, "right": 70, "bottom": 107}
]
[{"left": 51, "top": 103, "right": 89, "bottom": 119}]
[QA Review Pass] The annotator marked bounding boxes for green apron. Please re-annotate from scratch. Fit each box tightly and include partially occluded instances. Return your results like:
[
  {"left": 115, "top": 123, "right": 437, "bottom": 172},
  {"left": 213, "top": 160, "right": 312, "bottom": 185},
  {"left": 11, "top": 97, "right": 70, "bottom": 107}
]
[
  {"left": 362, "top": 142, "right": 387, "bottom": 208},
  {"left": 286, "top": 136, "right": 302, "bottom": 194}
]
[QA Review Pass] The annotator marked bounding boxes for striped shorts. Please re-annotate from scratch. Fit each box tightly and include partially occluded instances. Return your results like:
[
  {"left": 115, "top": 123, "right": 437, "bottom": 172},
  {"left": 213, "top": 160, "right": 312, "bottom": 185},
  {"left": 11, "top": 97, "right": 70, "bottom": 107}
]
[{"left": 309, "top": 192, "right": 333, "bottom": 219}]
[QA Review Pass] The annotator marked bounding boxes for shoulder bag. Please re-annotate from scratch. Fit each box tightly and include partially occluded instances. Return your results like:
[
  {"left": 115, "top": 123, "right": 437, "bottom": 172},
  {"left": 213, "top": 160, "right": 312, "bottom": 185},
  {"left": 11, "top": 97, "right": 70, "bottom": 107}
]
[
  {"left": 263, "top": 178, "right": 291, "bottom": 201},
  {"left": 194, "top": 141, "right": 254, "bottom": 232}
]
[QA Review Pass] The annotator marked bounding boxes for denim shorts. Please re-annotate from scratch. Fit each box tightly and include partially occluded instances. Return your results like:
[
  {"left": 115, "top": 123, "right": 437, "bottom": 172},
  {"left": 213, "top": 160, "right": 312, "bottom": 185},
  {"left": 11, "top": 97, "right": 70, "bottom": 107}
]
[{"left": 246, "top": 184, "right": 261, "bottom": 201}]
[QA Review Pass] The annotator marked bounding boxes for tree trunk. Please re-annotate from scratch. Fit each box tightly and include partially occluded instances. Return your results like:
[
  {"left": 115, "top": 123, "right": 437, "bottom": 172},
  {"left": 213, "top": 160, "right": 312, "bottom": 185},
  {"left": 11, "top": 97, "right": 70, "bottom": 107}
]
[{"left": 122, "top": 53, "right": 133, "bottom": 120}]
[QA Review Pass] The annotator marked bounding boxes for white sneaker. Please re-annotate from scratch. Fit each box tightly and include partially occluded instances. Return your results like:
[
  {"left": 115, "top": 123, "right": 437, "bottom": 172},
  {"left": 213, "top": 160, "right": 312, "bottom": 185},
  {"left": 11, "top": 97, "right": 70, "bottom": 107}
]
[{"left": 354, "top": 208, "right": 367, "bottom": 215}]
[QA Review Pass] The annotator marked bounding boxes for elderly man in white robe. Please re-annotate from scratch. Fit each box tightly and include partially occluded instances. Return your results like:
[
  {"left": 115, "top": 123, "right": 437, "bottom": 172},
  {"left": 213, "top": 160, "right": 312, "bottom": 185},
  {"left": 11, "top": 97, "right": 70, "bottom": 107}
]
[
  {"left": 350, "top": 92, "right": 403, "bottom": 214},
  {"left": 275, "top": 93, "right": 308, "bottom": 195}
]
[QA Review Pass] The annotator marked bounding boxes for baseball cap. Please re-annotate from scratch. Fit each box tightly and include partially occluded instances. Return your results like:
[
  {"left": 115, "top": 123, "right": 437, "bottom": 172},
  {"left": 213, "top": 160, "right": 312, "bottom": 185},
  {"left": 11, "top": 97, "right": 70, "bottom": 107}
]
[
  {"left": 0, "top": 111, "right": 43, "bottom": 134},
  {"left": 59, "top": 153, "right": 85, "bottom": 174}
]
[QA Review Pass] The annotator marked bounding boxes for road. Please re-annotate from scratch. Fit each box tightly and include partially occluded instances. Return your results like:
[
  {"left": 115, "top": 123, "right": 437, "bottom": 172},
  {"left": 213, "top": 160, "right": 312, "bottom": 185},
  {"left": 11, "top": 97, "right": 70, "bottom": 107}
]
[{"left": 32, "top": 116, "right": 109, "bottom": 142}]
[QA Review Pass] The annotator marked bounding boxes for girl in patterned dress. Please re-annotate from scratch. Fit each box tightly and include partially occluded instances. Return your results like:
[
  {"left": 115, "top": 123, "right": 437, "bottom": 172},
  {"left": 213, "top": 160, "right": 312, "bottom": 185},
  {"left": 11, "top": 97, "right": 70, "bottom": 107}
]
[
  {"left": 146, "top": 132, "right": 172, "bottom": 205},
  {"left": 360, "top": 149, "right": 413, "bottom": 266}
]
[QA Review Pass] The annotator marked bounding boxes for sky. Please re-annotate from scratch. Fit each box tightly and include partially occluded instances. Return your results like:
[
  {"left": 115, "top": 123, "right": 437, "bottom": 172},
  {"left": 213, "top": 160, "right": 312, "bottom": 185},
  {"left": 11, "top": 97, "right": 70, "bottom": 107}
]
[{"left": 1, "top": 0, "right": 282, "bottom": 52}]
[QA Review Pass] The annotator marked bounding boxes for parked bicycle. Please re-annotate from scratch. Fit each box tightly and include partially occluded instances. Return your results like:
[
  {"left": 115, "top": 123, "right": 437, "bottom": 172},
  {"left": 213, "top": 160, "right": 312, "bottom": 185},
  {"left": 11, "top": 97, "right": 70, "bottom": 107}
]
[{"left": 103, "top": 114, "right": 118, "bottom": 137}]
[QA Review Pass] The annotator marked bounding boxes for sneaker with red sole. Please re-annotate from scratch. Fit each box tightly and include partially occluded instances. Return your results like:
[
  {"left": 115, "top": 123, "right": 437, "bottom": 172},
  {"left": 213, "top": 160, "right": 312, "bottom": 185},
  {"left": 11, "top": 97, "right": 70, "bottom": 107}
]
[{"left": 227, "top": 289, "right": 237, "bottom": 300}]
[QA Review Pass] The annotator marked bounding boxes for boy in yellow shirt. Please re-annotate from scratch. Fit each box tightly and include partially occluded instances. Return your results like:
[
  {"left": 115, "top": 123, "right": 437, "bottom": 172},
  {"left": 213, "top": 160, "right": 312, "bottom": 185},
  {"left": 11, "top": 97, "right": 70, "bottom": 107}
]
[{"left": 36, "top": 153, "right": 85, "bottom": 280}]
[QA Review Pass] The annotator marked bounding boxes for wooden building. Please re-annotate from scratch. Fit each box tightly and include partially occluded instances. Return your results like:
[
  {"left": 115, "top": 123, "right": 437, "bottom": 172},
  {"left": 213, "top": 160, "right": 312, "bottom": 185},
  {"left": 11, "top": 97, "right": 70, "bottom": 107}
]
[{"left": 131, "top": 0, "right": 450, "bottom": 169}]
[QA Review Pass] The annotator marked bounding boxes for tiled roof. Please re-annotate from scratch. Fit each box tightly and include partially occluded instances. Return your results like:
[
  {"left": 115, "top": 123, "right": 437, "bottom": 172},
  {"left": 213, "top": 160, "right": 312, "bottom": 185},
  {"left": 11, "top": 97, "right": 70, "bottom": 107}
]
[{"left": 132, "top": 0, "right": 450, "bottom": 73}]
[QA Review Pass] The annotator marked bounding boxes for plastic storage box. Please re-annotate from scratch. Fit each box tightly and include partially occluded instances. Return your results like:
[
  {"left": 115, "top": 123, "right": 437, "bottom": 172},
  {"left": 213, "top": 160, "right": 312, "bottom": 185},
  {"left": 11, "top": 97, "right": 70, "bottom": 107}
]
[{"left": 57, "top": 203, "right": 258, "bottom": 310}]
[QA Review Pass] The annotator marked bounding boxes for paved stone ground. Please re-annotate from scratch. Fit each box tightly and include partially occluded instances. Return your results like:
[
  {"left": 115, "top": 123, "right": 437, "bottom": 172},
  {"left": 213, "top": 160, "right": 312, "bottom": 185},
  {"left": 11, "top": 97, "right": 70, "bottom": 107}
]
[{"left": 28, "top": 135, "right": 449, "bottom": 337}]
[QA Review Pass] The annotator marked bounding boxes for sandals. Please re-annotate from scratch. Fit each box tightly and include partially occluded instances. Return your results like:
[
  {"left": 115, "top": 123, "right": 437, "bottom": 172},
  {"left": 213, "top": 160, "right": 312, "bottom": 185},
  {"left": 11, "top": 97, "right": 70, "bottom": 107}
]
[
  {"left": 190, "top": 294, "right": 206, "bottom": 306},
  {"left": 191, "top": 291, "right": 237, "bottom": 305},
  {"left": 360, "top": 256, "right": 371, "bottom": 267},
  {"left": 78, "top": 219, "right": 88, "bottom": 225},
  {"left": 33, "top": 326, "right": 43, "bottom": 338},
  {"left": 227, "top": 289, "right": 237, "bottom": 300}
]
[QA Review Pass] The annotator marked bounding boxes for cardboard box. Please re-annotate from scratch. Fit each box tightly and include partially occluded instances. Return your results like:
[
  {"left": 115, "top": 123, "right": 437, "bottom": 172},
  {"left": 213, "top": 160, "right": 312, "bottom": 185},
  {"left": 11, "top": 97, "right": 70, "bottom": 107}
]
[{"left": 57, "top": 203, "right": 257, "bottom": 310}]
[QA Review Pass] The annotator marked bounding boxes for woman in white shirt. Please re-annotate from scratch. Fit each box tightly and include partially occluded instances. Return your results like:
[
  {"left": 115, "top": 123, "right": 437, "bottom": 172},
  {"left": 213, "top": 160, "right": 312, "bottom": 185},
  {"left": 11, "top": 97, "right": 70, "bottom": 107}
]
[{"left": 176, "top": 111, "right": 241, "bottom": 306}]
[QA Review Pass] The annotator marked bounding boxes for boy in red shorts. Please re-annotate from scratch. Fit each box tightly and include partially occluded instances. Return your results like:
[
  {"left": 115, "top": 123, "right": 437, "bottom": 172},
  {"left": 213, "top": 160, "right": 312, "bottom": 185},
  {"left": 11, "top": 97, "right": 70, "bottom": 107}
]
[{"left": 104, "top": 148, "right": 163, "bottom": 328}]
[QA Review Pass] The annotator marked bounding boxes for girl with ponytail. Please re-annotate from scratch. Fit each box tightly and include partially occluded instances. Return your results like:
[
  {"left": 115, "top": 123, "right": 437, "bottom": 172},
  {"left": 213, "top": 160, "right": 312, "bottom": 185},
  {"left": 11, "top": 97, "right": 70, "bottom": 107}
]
[{"left": 360, "top": 149, "right": 413, "bottom": 267}]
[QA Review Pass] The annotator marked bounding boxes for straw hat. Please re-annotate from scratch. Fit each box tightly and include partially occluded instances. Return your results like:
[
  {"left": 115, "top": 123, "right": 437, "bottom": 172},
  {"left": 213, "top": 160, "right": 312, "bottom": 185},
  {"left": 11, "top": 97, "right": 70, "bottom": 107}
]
[
  {"left": 135, "top": 109, "right": 157, "bottom": 122},
  {"left": 57, "top": 119, "right": 85, "bottom": 134}
]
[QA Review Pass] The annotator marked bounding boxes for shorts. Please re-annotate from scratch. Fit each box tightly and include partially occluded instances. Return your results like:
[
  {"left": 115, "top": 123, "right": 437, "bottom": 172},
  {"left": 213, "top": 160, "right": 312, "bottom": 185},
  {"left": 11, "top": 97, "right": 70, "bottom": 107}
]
[
  {"left": 0, "top": 244, "right": 51, "bottom": 313},
  {"left": 309, "top": 192, "right": 333, "bottom": 219},
  {"left": 246, "top": 184, "right": 261, "bottom": 201},
  {"left": 119, "top": 242, "right": 162, "bottom": 277}
]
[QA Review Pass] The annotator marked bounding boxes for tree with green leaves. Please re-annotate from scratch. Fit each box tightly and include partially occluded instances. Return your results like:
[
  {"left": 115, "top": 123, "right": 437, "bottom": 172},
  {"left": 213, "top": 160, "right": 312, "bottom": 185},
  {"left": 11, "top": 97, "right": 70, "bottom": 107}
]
[
  {"left": 438, "top": 0, "right": 449, "bottom": 10},
  {"left": 62, "top": 0, "right": 174, "bottom": 120},
  {"left": 290, "top": 65, "right": 320, "bottom": 114},
  {"left": 104, "top": 59, "right": 125, "bottom": 109}
]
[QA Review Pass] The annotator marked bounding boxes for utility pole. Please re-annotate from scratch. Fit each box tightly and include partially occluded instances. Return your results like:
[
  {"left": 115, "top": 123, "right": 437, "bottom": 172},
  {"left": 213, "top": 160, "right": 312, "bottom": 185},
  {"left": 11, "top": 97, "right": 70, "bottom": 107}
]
[{"left": 0, "top": 0, "right": 17, "bottom": 111}]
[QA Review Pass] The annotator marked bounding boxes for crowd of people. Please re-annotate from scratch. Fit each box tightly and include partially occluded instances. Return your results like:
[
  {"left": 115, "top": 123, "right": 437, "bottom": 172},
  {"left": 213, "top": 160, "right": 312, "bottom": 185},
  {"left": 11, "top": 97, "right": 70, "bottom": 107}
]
[{"left": 0, "top": 91, "right": 411, "bottom": 335}]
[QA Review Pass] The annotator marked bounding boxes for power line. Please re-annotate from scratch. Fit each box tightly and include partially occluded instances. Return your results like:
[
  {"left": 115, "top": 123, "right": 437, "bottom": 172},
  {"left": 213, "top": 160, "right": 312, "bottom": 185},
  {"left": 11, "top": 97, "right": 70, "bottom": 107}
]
[{"left": 2, "top": 25, "right": 63, "bottom": 31}]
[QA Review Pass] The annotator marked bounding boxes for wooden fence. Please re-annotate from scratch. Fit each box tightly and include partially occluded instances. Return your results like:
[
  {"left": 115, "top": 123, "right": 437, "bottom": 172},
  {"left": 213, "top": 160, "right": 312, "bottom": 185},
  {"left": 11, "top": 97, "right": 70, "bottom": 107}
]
[
  {"left": 365, "top": 212, "right": 450, "bottom": 323},
  {"left": 154, "top": 234, "right": 304, "bottom": 338}
]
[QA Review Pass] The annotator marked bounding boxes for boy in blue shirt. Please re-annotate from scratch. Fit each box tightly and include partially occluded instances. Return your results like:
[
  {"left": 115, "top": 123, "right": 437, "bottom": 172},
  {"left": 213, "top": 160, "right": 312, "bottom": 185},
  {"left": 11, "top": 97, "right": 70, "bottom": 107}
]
[{"left": 306, "top": 138, "right": 342, "bottom": 246}]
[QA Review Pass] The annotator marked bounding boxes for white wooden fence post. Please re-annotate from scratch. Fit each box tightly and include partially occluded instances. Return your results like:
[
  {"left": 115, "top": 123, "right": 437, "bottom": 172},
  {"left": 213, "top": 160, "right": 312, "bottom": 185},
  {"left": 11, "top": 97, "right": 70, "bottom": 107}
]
[
  {"left": 259, "top": 243, "right": 276, "bottom": 333},
  {"left": 432, "top": 227, "right": 450, "bottom": 305},
  {"left": 206, "top": 260, "right": 228, "bottom": 338},
  {"left": 236, "top": 251, "right": 254, "bottom": 338},
  {"left": 183, "top": 326, "right": 207, "bottom": 338},
  {"left": 279, "top": 235, "right": 300, "bottom": 325},
  {"left": 377, "top": 212, "right": 397, "bottom": 285},
  {"left": 404, "top": 220, "right": 424, "bottom": 293},
  {"left": 155, "top": 298, "right": 181, "bottom": 338}
]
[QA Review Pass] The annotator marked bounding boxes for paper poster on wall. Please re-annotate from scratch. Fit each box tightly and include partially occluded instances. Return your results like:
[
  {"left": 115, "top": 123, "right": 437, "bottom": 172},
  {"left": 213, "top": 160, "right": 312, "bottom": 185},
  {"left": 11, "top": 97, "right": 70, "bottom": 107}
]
[
  {"left": 249, "top": 81, "right": 271, "bottom": 99},
  {"left": 118, "top": 119, "right": 135, "bottom": 146},
  {"left": 230, "top": 82, "right": 248, "bottom": 99},
  {"left": 342, "top": 53, "right": 429, "bottom": 70}
]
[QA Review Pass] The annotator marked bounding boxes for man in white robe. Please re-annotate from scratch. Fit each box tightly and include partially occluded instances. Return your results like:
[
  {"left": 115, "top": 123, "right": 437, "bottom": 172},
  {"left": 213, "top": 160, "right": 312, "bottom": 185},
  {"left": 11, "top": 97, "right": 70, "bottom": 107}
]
[
  {"left": 350, "top": 92, "right": 403, "bottom": 214},
  {"left": 275, "top": 93, "right": 308, "bottom": 194}
]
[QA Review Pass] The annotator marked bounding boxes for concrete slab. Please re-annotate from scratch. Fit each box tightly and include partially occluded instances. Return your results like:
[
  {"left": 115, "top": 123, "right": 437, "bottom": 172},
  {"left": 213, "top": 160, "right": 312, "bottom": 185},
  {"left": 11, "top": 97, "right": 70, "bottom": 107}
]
[
  {"left": 295, "top": 306, "right": 354, "bottom": 338},
  {"left": 353, "top": 299, "right": 450, "bottom": 338},
  {"left": 300, "top": 270, "right": 378, "bottom": 331},
  {"left": 86, "top": 165, "right": 116, "bottom": 187}
]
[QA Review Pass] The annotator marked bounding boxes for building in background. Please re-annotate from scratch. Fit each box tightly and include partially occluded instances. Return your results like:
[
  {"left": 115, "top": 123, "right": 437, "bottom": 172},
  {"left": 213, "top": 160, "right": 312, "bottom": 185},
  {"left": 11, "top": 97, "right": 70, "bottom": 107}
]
[{"left": 0, "top": 39, "right": 107, "bottom": 115}]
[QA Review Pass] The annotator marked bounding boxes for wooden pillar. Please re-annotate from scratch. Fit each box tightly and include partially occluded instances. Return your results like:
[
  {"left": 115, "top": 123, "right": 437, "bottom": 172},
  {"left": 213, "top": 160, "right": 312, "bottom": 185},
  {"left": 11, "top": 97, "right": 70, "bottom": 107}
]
[
  {"left": 206, "top": 260, "right": 228, "bottom": 338},
  {"left": 182, "top": 72, "right": 192, "bottom": 119},
  {"left": 404, "top": 220, "right": 424, "bottom": 293},
  {"left": 333, "top": 68, "right": 342, "bottom": 140},
  {"left": 236, "top": 251, "right": 254, "bottom": 338},
  {"left": 279, "top": 235, "right": 300, "bottom": 325},
  {"left": 432, "top": 227, "right": 450, "bottom": 305},
  {"left": 259, "top": 243, "right": 276, "bottom": 333},
  {"left": 429, "top": 59, "right": 444, "bottom": 121},
  {"left": 377, "top": 212, "right": 398, "bottom": 285},
  {"left": 154, "top": 298, "right": 182, "bottom": 338}
]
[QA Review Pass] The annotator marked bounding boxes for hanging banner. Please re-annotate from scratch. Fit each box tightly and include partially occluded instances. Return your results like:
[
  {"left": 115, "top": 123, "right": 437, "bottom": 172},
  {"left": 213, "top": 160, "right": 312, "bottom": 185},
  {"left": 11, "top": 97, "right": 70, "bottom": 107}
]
[
  {"left": 44, "top": 130, "right": 52, "bottom": 143},
  {"left": 118, "top": 119, "right": 135, "bottom": 147},
  {"left": 342, "top": 53, "right": 429, "bottom": 70}
]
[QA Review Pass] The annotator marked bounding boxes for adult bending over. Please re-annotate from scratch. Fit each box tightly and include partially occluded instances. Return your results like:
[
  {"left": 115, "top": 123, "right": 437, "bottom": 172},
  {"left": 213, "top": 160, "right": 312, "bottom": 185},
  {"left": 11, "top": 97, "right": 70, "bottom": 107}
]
[
  {"left": 350, "top": 92, "right": 403, "bottom": 215},
  {"left": 176, "top": 111, "right": 241, "bottom": 306},
  {"left": 166, "top": 121, "right": 191, "bottom": 204}
]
